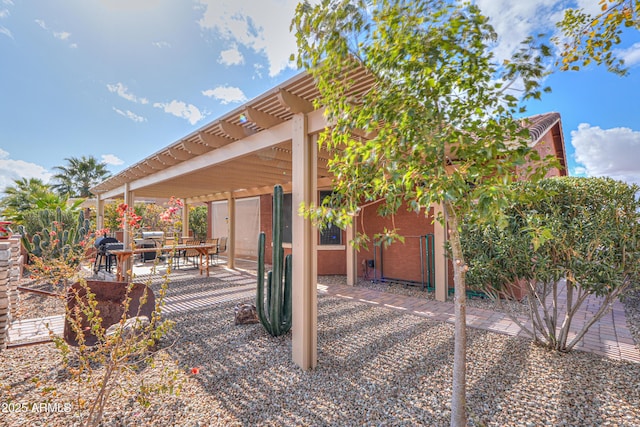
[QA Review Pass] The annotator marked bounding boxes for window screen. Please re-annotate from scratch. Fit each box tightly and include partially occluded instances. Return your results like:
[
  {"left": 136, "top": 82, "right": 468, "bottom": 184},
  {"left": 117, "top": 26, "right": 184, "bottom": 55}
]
[
  {"left": 235, "top": 197, "right": 260, "bottom": 259},
  {"left": 318, "top": 191, "right": 342, "bottom": 245},
  {"left": 281, "top": 191, "right": 342, "bottom": 245}
]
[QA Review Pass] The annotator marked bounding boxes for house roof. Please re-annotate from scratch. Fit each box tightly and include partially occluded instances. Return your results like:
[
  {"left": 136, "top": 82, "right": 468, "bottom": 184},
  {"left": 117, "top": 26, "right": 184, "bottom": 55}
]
[
  {"left": 525, "top": 112, "right": 567, "bottom": 173},
  {"left": 90, "top": 68, "right": 566, "bottom": 203}
]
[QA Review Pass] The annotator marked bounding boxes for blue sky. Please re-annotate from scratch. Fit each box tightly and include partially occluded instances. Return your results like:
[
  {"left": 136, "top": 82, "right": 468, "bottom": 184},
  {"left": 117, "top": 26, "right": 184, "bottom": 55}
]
[{"left": 1, "top": 0, "right": 639, "bottom": 194}]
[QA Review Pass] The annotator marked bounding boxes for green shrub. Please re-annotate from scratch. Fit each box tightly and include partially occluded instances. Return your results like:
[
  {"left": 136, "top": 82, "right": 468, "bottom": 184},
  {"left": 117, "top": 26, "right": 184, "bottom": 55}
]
[{"left": 462, "top": 176, "right": 640, "bottom": 351}]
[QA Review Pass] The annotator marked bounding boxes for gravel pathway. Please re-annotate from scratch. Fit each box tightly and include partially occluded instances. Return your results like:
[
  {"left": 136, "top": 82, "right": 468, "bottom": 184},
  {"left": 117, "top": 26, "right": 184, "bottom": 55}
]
[{"left": 1, "top": 269, "right": 639, "bottom": 426}]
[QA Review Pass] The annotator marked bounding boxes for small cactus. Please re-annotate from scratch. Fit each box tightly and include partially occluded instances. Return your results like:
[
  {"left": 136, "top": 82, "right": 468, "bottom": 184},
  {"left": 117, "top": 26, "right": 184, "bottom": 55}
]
[{"left": 256, "top": 185, "right": 292, "bottom": 337}]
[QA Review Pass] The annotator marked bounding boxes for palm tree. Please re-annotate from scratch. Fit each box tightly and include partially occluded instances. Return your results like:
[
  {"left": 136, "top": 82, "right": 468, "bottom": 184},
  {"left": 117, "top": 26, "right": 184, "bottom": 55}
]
[
  {"left": 51, "top": 155, "right": 111, "bottom": 197},
  {"left": 0, "top": 177, "right": 80, "bottom": 223}
]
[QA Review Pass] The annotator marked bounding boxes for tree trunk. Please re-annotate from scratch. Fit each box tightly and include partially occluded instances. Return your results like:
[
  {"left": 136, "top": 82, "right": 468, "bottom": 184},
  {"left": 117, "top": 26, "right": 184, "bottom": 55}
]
[{"left": 445, "top": 203, "right": 467, "bottom": 427}]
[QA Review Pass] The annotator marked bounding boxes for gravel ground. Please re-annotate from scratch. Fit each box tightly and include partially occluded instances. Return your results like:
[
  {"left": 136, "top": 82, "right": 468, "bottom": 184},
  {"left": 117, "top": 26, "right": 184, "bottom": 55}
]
[
  {"left": 622, "top": 287, "right": 640, "bottom": 352},
  {"left": 350, "top": 277, "right": 531, "bottom": 316},
  {"left": 1, "top": 267, "right": 639, "bottom": 426}
]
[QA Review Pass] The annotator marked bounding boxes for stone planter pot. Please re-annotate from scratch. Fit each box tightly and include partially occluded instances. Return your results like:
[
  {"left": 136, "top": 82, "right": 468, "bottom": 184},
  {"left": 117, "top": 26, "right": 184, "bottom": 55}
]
[{"left": 64, "top": 280, "right": 156, "bottom": 346}]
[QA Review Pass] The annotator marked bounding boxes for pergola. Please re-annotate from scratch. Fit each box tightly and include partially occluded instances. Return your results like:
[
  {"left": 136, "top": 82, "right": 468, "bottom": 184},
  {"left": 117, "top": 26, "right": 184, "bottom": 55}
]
[{"left": 92, "top": 67, "right": 542, "bottom": 370}]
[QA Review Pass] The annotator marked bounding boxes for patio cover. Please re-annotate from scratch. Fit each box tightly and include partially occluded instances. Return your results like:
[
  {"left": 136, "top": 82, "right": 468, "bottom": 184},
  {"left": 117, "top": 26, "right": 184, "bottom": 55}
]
[
  {"left": 90, "top": 67, "right": 566, "bottom": 370},
  {"left": 90, "top": 68, "right": 380, "bottom": 370}
]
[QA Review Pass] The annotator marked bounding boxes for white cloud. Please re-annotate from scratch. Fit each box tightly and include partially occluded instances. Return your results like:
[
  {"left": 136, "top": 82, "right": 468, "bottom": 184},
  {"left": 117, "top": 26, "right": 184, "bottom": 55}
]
[
  {"left": 571, "top": 123, "right": 640, "bottom": 184},
  {"left": 153, "top": 100, "right": 204, "bottom": 125},
  {"left": 112, "top": 107, "right": 146, "bottom": 123},
  {"left": 575, "top": 0, "right": 604, "bottom": 16},
  {"left": 202, "top": 85, "right": 247, "bottom": 104},
  {"left": 219, "top": 45, "right": 244, "bottom": 66},
  {"left": 153, "top": 41, "right": 171, "bottom": 48},
  {"left": 53, "top": 31, "right": 71, "bottom": 40},
  {"left": 107, "top": 83, "right": 149, "bottom": 104},
  {"left": 0, "top": 26, "right": 11, "bottom": 39},
  {"left": 34, "top": 19, "right": 76, "bottom": 47},
  {"left": 34, "top": 19, "right": 47, "bottom": 30},
  {"left": 616, "top": 42, "right": 640, "bottom": 67},
  {"left": 196, "top": 0, "right": 314, "bottom": 77},
  {"left": 101, "top": 154, "right": 124, "bottom": 166},
  {"left": 0, "top": 148, "right": 52, "bottom": 193},
  {"left": 474, "top": 0, "right": 563, "bottom": 62},
  {"left": 0, "top": 3, "right": 12, "bottom": 39}
]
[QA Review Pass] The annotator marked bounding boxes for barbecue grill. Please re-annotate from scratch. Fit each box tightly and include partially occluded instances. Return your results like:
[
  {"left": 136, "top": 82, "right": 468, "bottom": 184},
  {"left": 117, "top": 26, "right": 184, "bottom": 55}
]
[
  {"left": 135, "top": 231, "right": 165, "bottom": 262},
  {"left": 93, "top": 237, "right": 123, "bottom": 273}
]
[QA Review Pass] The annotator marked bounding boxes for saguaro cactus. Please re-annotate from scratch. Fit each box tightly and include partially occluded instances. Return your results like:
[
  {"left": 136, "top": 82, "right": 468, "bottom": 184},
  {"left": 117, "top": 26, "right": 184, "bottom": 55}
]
[{"left": 256, "top": 185, "right": 292, "bottom": 336}]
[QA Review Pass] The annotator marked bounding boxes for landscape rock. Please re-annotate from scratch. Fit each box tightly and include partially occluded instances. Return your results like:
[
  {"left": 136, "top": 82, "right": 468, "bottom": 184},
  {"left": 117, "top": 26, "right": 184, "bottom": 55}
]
[{"left": 234, "top": 303, "right": 259, "bottom": 325}]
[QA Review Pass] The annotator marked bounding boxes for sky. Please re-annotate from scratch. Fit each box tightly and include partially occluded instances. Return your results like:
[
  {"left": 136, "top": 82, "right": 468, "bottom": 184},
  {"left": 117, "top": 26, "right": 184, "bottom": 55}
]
[{"left": 1, "top": 0, "right": 639, "bottom": 195}]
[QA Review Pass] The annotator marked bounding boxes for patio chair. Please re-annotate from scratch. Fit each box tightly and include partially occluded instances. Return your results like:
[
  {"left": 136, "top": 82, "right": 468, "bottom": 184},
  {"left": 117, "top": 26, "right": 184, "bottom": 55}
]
[
  {"left": 216, "top": 237, "right": 228, "bottom": 264},
  {"left": 205, "top": 238, "right": 219, "bottom": 266},
  {"left": 183, "top": 239, "right": 201, "bottom": 267},
  {"left": 164, "top": 238, "right": 183, "bottom": 269}
]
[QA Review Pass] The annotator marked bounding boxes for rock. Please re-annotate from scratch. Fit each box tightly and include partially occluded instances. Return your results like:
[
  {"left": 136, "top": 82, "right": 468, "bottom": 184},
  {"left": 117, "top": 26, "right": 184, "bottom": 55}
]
[
  {"left": 106, "top": 316, "right": 150, "bottom": 340},
  {"left": 234, "top": 303, "right": 259, "bottom": 325}
]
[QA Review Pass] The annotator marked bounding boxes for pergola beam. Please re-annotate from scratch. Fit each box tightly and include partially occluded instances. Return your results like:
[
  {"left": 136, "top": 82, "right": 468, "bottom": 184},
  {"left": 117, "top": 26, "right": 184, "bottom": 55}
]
[
  {"left": 198, "top": 131, "right": 228, "bottom": 148},
  {"left": 243, "top": 107, "right": 284, "bottom": 129},
  {"left": 277, "top": 89, "right": 314, "bottom": 114},
  {"left": 167, "top": 148, "right": 194, "bottom": 161},
  {"left": 157, "top": 153, "right": 181, "bottom": 166},
  {"left": 219, "top": 121, "right": 253, "bottom": 140},
  {"left": 182, "top": 139, "right": 211, "bottom": 155}
]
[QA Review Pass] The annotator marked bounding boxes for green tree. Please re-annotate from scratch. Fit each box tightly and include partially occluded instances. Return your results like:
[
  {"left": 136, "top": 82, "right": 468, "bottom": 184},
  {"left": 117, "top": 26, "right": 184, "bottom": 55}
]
[
  {"left": 52, "top": 155, "right": 111, "bottom": 198},
  {"left": 189, "top": 206, "right": 207, "bottom": 240},
  {"left": 463, "top": 177, "right": 640, "bottom": 351},
  {"left": 0, "top": 177, "right": 81, "bottom": 224},
  {"left": 557, "top": 0, "right": 639, "bottom": 75},
  {"left": 293, "top": 1, "right": 555, "bottom": 425}
]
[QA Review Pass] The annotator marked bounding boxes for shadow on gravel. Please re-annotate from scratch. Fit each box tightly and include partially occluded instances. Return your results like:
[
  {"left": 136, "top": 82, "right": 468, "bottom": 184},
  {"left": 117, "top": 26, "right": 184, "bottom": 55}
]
[{"left": 159, "top": 275, "right": 461, "bottom": 426}]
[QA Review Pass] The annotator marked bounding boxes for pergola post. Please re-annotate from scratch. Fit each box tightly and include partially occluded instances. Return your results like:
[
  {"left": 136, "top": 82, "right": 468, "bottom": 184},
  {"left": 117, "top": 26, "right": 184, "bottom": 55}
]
[
  {"left": 434, "top": 203, "right": 448, "bottom": 302},
  {"left": 123, "top": 183, "right": 134, "bottom": 279},
  {"left": 291, "top": 113, "right": 317, "bottom": 370},
  {"left": 346, "top": 223, "right": 357, "bottom": 286},
  {"left": 181, "top": 199, "right": 190, "bottom": 241},
  {"left": 227, "top": 194, "right": 236, "bottom": 269},
  {"left": 96, "top": 196, "right": 104, "bottom": 231}
]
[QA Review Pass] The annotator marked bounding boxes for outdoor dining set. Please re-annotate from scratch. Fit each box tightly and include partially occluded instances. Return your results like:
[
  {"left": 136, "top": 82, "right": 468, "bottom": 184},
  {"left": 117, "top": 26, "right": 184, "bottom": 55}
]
[{"left": 93, "top": 231, "right": 227, "bottom": 281}]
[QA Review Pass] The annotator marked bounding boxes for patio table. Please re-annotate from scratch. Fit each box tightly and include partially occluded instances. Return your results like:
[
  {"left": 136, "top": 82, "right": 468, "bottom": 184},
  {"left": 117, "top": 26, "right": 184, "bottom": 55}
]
[{"left": 108, "top": 243, "right": 217, "bottom": 282}]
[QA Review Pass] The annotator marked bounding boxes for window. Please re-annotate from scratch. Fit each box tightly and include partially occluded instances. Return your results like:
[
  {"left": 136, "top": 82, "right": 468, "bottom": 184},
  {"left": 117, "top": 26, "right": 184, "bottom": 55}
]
[
  {"left": 318, "top": 191, "right": 342, "bottom": 245},
  {"left": 281, "top": 191, "right": 343, "bottom": 245}
]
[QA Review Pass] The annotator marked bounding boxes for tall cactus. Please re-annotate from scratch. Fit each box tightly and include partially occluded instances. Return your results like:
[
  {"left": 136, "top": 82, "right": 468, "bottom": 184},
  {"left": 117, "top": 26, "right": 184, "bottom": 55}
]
[
  {"left": 256, "top": 185, "right": 292, "bottom": 337},
  {"left": 19, "top": 208, "right": 90, "bottom": 261}
]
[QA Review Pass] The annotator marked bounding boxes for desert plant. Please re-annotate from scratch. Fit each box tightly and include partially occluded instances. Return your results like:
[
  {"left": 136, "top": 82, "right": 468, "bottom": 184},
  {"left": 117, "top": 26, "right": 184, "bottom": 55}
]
[
  {"left": 21, "top": 208, "right": 79, "bottom": 237},
  {"left": 462, "top": 176, "right": 640, "bottom": 352},
  {"left": 293, "top": 1, "right": 554, "bottom": 423},
  {"left": 36, "top": 200, "right": 183, "bottom": 427},
  {"left": 19, "top": 207, "right": 90, "bottom": 262},
  {"left": 256, "top": 185, "right": 292, "bottom": 337}
]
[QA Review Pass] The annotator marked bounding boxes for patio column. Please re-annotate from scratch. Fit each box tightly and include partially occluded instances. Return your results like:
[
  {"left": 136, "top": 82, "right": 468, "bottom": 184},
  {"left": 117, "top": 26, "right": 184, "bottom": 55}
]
[
  {"left": 291, "top": 113, "right": 317, "bottom": 370},
  {"left": 227, "top": 194, "right": 235, "bottom": 269},
  {"left": 123, "top": 183, "right": 134, "bottom": 279},
  {"left": 181, "top": 200, "right": 190, "bottom": 240},
  {"left": 346, "top": 223, "right": 357, "bottom": 286},
  {"left": 434, "top": 203, "right": 448, "bottom": 302},
  {"left": 96, "top": 196, "right": 104, "bottom": 231}
]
